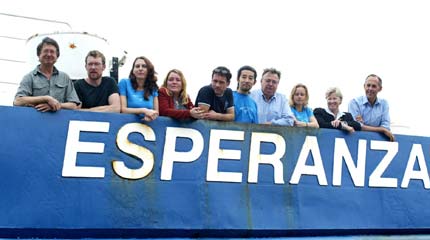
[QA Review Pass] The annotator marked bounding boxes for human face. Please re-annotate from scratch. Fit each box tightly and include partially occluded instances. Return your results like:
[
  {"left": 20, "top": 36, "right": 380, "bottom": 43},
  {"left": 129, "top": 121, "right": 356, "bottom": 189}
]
[
  {"left": 261, "top": 73, "right": 279, "bottom": 99},
  {"left": 211, "top": 73, "right": 229, "bottom": 96},
  {"left": 166, "top": 72, "right": 183, "bottom": 95},
  {"left": 364, "top": 76, "right": 382, "bottom": 102},
  {"left": 85, "top": 56, "right": 105, "bottom": 81},
  {"left": 293, "top": 87, "right": 307, "bottom": 107},
  {"left": 326, "top": 92, "right": 341, "bottom": 113},
  {"left": 38, "top": 44, "right": 58, "bottom": 66},
  {"left": 133, "top": 59, "right": 148, "bottom": 80},
  {"left": 238, "top": 70, "right": 255, "bottom": 93}
]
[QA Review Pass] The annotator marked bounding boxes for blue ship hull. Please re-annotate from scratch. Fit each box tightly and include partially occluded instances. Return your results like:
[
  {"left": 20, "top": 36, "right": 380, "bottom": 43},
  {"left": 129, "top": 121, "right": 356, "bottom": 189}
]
[{"left": 1, "top": 106, "right": 429, "bottom": 238}]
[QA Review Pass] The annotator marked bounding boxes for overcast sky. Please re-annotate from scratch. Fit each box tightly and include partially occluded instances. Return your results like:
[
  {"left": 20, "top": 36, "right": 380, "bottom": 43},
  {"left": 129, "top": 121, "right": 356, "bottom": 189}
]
[{"left": 1, "top": 0, "right": 429, "bottom": 136}]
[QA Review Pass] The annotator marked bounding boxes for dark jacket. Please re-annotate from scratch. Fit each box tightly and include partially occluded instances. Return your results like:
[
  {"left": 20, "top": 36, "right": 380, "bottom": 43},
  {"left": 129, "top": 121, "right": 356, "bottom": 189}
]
[{"left": 313, "top": 108, "right": 361, "bottom": 131}]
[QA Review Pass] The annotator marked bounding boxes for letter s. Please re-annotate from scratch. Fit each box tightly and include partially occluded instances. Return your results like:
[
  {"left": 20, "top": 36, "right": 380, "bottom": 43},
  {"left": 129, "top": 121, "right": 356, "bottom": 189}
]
[{"left": 112, "top": 123, "right": 156, "bottom": 180}]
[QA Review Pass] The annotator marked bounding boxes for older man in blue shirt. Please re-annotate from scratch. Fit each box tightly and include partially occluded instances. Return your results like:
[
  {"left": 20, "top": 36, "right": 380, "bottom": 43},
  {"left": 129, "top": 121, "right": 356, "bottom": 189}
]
[
  {"left": 250, "top": 68, "right": 294, "bottom": 126},
  {"left": 348, "top": 74, "right": 394, "bottom": 141}
]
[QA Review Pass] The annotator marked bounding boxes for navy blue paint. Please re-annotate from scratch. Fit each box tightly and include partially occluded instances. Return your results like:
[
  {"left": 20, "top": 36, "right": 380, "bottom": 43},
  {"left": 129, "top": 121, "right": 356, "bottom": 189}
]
[{"left": 0, "top": 106, "right": 429, "bottom": 238}]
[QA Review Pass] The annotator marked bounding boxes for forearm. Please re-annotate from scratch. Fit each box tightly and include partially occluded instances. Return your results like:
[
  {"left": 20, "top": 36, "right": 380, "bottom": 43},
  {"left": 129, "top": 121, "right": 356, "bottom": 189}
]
[
  {"left": 215, "top": 112, "right": 234, "bottom": 121},
  {"left": 362, "top": 124, "right": 394, "bottom": 141},
  {"left": 308, "top": 121, "right": 319, "bottom": 128},
  {"left": 121, "top": 106, "right": 145, "bottom": 115},
  {"left": 121, "top": 106, "right": 158, "bottom": 116},
  {"left": 306, "top": 117, "right": 319, "bottom": 128},
  {"left": 14, "top": 96, "right": 50, "bottom": 106},
  {"left": 272, "top": 116, "right": 294, "bottom": 126},
  {"left": 81, "top": 105, "right": 120, "bottom": 113},
  {"left": 61, "top": 102, "right": 78, "bottom": 110},
  {"left": 361, "top": 125, "right": 387, "bottom": 133}
]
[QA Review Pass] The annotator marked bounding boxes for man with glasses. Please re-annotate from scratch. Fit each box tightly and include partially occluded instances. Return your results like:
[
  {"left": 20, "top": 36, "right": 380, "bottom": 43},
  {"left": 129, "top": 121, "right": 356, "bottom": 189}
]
[
  {"left": 74, "top": 50, "right": 120, "bottom": 112},
  {"left": 348, "top": 74, "right": 394, "bottom": 141},
  {"left": 233, "top": 65, "right": 258, "bottom": 123},
  {"left": 14, "top": 37, "right": 80, "bottom": 111},
  {"left": 250, "top": 68, "right": 294, "bottom": 126},
  {"left": 195, "top": 66, "right": 234, "bottom": 121}
]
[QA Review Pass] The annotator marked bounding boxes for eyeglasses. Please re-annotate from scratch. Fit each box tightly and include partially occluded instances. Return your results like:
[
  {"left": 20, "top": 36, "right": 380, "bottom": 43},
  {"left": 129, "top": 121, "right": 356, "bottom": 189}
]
[
  {"left": 263, "top": 79, "right": 279, "bottom": 85},
  {"left": 87, "top": 62, "right": 102, "bottom": 67}
]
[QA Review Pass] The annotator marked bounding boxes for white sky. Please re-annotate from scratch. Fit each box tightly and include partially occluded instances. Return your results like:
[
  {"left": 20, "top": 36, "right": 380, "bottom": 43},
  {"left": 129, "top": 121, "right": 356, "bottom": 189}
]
[{"left": 1, "top": 0, "right": 429, "bottom": 136}]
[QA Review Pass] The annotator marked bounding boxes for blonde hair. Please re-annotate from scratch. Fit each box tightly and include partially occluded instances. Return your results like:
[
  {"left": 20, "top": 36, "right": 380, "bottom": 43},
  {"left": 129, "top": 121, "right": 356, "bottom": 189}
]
[
  {"left": 289, "top": 83, "right": 309, "bottom": 107},
  {"left": 325, "top": 87, "right": 343, "bottom": 100},
  {"left": 162, "top": 69, "right": 189, "bottom": 104}
]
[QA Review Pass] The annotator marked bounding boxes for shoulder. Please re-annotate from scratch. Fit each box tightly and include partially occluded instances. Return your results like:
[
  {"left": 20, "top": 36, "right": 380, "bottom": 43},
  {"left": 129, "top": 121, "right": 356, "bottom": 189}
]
[
  {"left": 233, "top": 91, "right": 242, "bottom": 99},
  {"left": 158, "top": 87, "right": 169, "bottom": 95},
  {"left": 56, "top": 70, "right": 71, "bottom": 79},
  {"left": 198, "top": 85, "right": 213, "bottom": 94},
  {"left": 118, "top": 78, "right": 130, "bottom": 86},
  {"left": 250, "top": 89, "right": 261, "bottom": 97},
  {"left": 377, "top": 98, "right": 389, "bottom": 106},
  {"left": 73, "top": 78, "right": 86, "bottom": 87},
  {"left": 101, "top": 76, "right": 117, "bottom": 84},
  {"left": 21, "top": 71, "right": 35, "bottom": 82},
  {"left": 225, "top": 88, "right": 233, "bottom": 96},
  {"left": 275, "top": 92, "right": 288, "bottom": 101},
  {"left": 351, "top": 95, "right": 365, "bottom": 104},
  {"left": 74, "top": 78, "right": 85, "bottom": 84},
  {"left": 55, "top": 71, "right": 73, "bottom": 87},
  {"left": 200, "top": 85, "right": 212, "bottom": 91},
  {"left": 313, "top": 107, "right": 325, "bottom": 114}
]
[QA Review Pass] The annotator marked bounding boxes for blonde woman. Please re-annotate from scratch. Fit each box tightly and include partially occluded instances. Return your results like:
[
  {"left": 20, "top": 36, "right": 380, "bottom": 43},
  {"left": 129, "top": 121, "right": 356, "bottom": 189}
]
[
  {"left": 158, "top": 69, "right": 201, "bottom": 120},
  {"left": 289, "top": 83, "right": 319, "bottom": 128}
]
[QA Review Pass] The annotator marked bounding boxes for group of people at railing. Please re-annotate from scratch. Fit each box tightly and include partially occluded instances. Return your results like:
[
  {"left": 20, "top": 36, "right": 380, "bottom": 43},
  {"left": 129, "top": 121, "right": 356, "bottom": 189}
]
[{"left": 13, "top": 37, "right": 394, "bottom": 141}]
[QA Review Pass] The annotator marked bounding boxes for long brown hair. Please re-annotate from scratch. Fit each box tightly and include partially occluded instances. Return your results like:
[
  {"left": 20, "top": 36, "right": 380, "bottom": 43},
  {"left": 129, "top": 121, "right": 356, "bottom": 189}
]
[{"left": 129, "top": 56, "right": 158, "bottom": 100}]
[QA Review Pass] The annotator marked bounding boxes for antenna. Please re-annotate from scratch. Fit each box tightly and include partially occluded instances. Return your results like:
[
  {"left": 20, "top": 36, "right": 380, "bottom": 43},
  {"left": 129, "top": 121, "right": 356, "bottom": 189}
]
[
  {"left": 0, "top": 12, "right": 72, "bottom": 30},
  {"left": 0, "top": 35, "right": 26, "bottom": 41}
]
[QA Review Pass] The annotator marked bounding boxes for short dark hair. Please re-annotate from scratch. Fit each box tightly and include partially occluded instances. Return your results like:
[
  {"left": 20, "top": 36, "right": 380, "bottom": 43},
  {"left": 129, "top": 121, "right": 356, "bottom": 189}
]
[
  {"left": 36, "top": 37, "right": 60, "bottom": 57},
  {"left": 212, "top": 66, "right": 232, "bottom": 83},
  {"left": 237, "top": 65, "right": 257, "bottom": 81},
  {"left": 236, "top": 65, "right": 257, "bottom": 89},
  {"left": 85, "top": 50, "right": 106, "bottom": 65}
]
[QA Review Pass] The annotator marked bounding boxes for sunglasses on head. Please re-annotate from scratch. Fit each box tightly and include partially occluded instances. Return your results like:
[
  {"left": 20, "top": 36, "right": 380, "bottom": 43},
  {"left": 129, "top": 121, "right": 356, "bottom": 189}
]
[{"left": 213, "top": 68, "right": 230, "bottom": 75}]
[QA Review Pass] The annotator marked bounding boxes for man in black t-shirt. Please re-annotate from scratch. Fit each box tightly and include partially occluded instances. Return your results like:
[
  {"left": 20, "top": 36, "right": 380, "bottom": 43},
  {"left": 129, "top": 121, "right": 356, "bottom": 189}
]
[
  {"left": 195, "top": 66, "right": 234, "bottom": 121},
  {"left": 74, "top": 50, "right": 120, "bottom": 112}
]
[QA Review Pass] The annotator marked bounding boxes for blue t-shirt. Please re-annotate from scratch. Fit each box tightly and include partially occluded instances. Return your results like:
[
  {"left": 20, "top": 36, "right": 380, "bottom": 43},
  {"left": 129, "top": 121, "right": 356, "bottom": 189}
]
[
  {"left": 291, "top": 106, "right": 314, "bottom": 123},
  {"left": 118, "top": 78, "right": 158, "bottom": 110},
  {"left": 233, "top": 91, "right": 258, "bottom": 124}
]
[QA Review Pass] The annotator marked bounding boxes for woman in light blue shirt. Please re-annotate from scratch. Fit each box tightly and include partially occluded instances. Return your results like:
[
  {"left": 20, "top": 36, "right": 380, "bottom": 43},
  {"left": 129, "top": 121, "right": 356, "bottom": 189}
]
[
  {"left": 289, "top": 83, "right": 319, "bottom": 128},
  {"left": 118, "top": 56, "right": 159, "bottom": 121}
]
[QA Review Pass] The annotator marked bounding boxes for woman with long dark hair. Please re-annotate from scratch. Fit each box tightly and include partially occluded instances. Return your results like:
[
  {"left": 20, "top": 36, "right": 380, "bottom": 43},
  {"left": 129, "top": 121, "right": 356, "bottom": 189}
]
[{"left": 118, "top": 56, "right": 159, "bottom": 121}]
